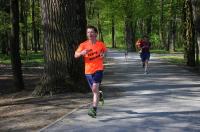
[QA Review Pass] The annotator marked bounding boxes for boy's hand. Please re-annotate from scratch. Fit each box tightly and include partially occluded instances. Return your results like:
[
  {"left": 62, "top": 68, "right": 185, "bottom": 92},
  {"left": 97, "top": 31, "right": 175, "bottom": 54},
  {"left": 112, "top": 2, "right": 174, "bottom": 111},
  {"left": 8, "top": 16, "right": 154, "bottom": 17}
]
[
  {"left": 80, "top": 49, "right": 90, "bottom": 56},
  {"left": 100, "top": 52, "right": 105, "bottom": 58}
]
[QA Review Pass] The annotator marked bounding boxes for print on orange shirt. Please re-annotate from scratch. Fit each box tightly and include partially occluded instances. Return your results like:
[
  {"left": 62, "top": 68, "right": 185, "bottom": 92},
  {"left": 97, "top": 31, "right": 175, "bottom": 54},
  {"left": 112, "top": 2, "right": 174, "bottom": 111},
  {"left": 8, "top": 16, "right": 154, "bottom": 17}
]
[{"left": 75, "top": 40, "right": 107, "bottom": 74}]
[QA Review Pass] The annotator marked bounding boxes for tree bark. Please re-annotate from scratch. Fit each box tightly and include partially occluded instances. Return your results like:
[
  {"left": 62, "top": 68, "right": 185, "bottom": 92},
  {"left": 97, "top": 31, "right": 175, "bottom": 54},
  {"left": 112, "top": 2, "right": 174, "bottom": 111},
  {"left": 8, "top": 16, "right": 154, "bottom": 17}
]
[
  {"left": 192, "top": 0, "right": 200, "bottom": 65},
  {"left": 33, "top": 0, "right": 89, "bottom": 96},
  {"left": 0, "top": 0, "right": 10, "bottom": 54},
  {"left": 32, "top": 0, "right": 38, "bottom": 53},
  {"left": 168, "top": 0, "right": 176, "bottom": 52},
  {"left": 10, "top": 0, "right": 24, "bottom": 91},
  {"left": 144, "top": 0, "right": 153, "bottom": 36},
  {"left": 20, "top": 0, "right": 29, "bottom": 55},
  {"left": 183, "top": 0, "right": 196, "bottom": 66},
  {"left": 111, "top": 16, "right": 116, "bottom": 48},
  {"left": 125, "top": 17, "right": 135, "bottom": 52},
  {"left": 97, "top": 11, "right": 104, "bottom": 42},
  {"left": 159, "top": 0, "right": 166, "bottom": 49}
]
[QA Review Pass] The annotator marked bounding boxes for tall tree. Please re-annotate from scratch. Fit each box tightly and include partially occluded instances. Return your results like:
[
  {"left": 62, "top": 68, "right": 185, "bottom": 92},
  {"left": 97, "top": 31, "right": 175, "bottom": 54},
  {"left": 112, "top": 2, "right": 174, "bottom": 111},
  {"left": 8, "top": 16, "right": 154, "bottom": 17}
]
[
  {"left": 168, "top": 0, "right": 177, "bottom": 52},
  {"left": 10, "top": 0, "right": 24, "bottom": 91},
  {"left": 33, "top": 0, "right": 89, "bottom": 96},
  {"left": 97, "top": 10, "right": 104, "bottom": 42},
  {"left": 20, "top": 0, "right": 29, "bottom": 55},
  {"left": 111, "top": 15, "right": 116, "bottom": 48},
  {"left": 123, "top": 0, "right": 136, "bottom": 51},
  {"left": 144, "top": 0, "right": 153, "bottom": 36},
  {"left": 32, "top": 0, "right": 38, "bottom": 52},
  {"left": 192, "top": 0, "right": 200, "bottom": 65},
  {"left": 0, "top": 0, "right": 10, "bottom": 54},
  {"left": 183, "top": 0, "right": 196, "bottom": 66},
  {"left": 159, "top": 0, "right": 166, "bottom": 49}
]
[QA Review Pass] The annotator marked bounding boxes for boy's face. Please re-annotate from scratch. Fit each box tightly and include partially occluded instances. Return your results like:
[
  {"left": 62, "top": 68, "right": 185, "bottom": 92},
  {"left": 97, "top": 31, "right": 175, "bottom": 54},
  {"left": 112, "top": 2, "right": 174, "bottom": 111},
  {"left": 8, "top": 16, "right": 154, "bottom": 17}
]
[{"left": 87, "top": 28, "right": 97, "bottom": 40}]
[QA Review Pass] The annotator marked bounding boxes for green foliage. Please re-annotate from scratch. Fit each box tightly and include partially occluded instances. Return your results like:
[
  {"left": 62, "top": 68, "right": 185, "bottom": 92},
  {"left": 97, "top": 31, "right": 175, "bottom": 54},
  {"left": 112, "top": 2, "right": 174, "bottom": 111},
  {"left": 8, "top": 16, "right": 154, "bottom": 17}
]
[
  {"left": 150, "top": 33, "right": 162, "bottom": 49},
  {"left": 0, "top": 11, "right": 10, "bottom": 32},
  {"left": 0, "top": 0, "right": 187, "bottom": 55}
]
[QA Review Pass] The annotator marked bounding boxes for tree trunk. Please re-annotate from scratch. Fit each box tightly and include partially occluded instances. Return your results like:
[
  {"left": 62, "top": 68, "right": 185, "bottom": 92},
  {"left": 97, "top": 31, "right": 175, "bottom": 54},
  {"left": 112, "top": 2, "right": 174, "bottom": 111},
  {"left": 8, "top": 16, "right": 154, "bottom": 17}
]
[
  {"left": 1, "top": 34, "right": 7, "bottom": 54},
  {"left": 37, "top": 30, "right": 41, "bottom": 50},
  {"left": 146, "top": 16, "right": 152, "bottom": 36},
  {"left": 144, "top": 0, "right": 153, "bottom": 36},
  {"left": 97, "top": 11, "right": 104, "bottom": 42},
  {"left": 33, "top": 0, "right": 88, "bottom": 96},
  {"left": 192, "top": 0, "right": 200, "bottom": 66},
  {"left": 125, "top": 17, "right": 135, "bottom": 52},
  {"left": 168, "top": 0, "right": 176, "bottom": 52},
  {"left": 159, "top": 0, "right": 166, "bottom": 49},
  {"left": 32, "top": 0, "right": 38, "bottom": 53},
  {"left": 20, "top": 0, "right": 29, "bottom": 55},
  {"left": 183, "top": 0, "right": 196, "bottom": 66},
  {"left": 111, "top": 16, "right": 116, "bottom": 48},
  {"left": 10, "top": 0, "right": 24, "bottom": 91},
  {"left": 66, "top": 0, "right": 88, "bottom": 91},
  {"left": 1, "top": 0, "right": 10, "bottom": 54}
]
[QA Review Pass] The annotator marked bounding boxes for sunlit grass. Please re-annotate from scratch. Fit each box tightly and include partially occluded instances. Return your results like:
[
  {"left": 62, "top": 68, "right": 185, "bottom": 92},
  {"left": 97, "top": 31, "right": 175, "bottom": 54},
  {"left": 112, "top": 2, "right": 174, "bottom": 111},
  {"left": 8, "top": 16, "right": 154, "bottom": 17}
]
[
  {"left": 0, "top": 51, "right": 44, "bottom": 66},
  {"left": 159, "top": 55, "right": 186, "bottom": 65},
  {"left": 151, "top": 49, "right": 184, "bottom": 54},
  {"left": 151, "top": 49, "right": 169, "bottom": 54}
]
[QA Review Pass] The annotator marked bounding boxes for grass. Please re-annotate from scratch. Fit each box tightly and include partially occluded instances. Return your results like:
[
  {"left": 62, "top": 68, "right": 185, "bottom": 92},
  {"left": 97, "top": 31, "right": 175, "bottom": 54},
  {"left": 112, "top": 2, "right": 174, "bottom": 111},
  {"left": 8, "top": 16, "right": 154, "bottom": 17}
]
[
  {"left": 0, "top": 54, "right": 11, "bottom": 64},
  {"left": 158, "top": 55, "right": 186, "bottom": 65},
  {"left": 150, "top": 49, "right": 186, "bottom": 65},
  {"left": 0, "top": 51, "right": 44, "bottom": 66},
  {"left": 0, "top": 48, "right": 195, "bottom": 67},
  {"left": 151, "top": 49, "right": 170, "bottom": 54},
  {"left": 151, "top": 49, "right": 184, "bottom": 54}
]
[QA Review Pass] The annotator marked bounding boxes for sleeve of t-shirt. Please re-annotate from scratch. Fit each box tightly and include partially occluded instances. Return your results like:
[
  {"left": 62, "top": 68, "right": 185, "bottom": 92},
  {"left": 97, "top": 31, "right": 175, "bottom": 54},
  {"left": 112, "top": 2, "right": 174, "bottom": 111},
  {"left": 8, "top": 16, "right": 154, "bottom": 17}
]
[
  {"left": 140, "top": 43, "right": 144, "bottom": 48},
  {"left": 75, "top": 44, "right": 84, "bottom": 53}
]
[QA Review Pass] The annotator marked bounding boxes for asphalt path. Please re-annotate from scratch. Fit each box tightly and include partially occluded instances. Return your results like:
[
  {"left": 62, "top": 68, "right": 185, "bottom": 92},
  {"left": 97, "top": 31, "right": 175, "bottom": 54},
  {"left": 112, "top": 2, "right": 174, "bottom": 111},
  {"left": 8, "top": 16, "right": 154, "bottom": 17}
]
[{"left": 40, "top": 49, "right": 200, "bottom": 132}]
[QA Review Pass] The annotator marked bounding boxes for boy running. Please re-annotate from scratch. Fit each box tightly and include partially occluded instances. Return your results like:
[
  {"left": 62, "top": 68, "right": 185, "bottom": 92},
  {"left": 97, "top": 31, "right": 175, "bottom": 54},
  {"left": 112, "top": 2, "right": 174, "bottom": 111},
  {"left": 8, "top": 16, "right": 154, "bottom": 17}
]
[{"left": 74, "top": 25, "right": 107, "bottom": 118}]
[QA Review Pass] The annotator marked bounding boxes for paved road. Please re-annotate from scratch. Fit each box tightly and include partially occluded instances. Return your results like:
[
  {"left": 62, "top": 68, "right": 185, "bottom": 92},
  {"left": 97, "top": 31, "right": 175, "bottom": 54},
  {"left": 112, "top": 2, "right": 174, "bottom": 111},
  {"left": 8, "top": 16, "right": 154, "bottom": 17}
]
[{"left": 40, "top": 49, "right": 200, "bottom": 132}]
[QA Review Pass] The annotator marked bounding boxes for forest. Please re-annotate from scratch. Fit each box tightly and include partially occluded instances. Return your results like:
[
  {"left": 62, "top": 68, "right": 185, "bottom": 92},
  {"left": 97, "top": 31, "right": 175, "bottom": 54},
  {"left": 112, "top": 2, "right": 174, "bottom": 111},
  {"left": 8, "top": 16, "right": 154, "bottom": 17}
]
[{"left": 0, "top": 0, "right": 200, "bottom": 96}]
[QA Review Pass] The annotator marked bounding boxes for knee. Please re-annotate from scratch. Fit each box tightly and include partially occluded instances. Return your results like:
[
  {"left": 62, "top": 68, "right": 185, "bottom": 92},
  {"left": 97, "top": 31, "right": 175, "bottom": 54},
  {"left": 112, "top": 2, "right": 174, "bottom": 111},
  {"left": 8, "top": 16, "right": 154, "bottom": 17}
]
[{"left": 92, "top": 83, "right": 99, "bottom": 93}]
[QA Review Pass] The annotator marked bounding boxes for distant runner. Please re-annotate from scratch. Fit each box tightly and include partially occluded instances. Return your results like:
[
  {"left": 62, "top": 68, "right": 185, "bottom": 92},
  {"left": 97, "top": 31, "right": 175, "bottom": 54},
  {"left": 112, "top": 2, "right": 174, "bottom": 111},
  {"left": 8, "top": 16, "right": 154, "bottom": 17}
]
[{"left": 136, "top": 35, "right": 151, "bottom": 74}]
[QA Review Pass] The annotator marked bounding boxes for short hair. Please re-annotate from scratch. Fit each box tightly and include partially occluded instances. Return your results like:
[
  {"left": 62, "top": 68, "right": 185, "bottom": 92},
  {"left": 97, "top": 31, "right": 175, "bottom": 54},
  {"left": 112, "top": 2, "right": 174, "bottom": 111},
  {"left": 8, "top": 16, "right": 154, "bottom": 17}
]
[{"left": 87, "top": 25, "right": 98, "bottom": 33}]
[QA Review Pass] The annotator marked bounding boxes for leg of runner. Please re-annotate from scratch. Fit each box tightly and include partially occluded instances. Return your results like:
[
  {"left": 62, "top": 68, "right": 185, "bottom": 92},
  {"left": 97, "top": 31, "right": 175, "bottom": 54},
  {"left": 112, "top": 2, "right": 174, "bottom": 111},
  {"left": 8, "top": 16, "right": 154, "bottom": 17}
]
[
  {"left": 144, "top": 60, "right": 148, "bottom": 74},
  {"left": 88, "top": 83, "right": 99, "bottom": 118}
]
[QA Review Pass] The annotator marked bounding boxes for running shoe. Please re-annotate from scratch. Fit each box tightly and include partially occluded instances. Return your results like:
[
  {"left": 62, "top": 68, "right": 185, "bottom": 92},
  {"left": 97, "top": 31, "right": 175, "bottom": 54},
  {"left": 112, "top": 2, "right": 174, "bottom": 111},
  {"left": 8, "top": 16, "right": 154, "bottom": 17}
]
[
  {"left": 88, "top": 108, "right": 96, "bottom": 118},
  {"left": 99, "top": 90, "right": 104, "bottom": 106}
]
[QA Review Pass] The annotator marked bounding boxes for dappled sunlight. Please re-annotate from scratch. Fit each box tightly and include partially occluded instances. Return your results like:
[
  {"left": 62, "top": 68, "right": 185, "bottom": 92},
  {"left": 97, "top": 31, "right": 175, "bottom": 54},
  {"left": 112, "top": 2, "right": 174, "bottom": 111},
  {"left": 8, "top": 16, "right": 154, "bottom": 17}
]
[
  {"left": 103, "top": 50, "right": 200, "bottom": 118},
  {"left": 37, "top": 49, "right": 200, "bottom": 131},
  {"left": 0, "top": 93, "right": 90, "bottom": 132}
]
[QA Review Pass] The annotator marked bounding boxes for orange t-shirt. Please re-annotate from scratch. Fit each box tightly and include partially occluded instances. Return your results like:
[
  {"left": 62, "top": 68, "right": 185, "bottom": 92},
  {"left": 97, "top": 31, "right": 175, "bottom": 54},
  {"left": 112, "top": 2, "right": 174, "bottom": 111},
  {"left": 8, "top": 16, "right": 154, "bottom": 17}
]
[{"left": 75, "top": 40, "right": 107, "bottom": 74}]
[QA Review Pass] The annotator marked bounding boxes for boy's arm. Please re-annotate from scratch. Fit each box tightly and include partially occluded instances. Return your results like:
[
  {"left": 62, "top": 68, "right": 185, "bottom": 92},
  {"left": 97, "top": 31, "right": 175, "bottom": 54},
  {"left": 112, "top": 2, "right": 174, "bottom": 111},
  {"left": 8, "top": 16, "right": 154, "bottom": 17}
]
[{"left": 74, "top": 49, "right": 89, "bottom": 58}]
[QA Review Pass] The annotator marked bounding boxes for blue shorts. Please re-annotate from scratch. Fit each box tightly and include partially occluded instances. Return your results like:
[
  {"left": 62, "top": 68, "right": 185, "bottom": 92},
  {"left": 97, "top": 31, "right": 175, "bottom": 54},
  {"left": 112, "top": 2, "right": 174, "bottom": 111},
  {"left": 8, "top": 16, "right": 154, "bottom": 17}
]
[
  {"left": 85, "top": 70, "right": 103, "bottom": 89},
  {"left": 140, "top": 52, "right": 150, "bottom": 62}
]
